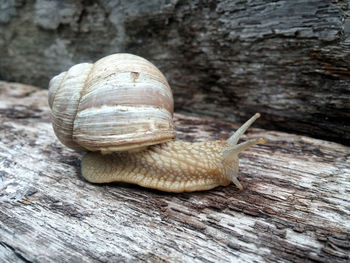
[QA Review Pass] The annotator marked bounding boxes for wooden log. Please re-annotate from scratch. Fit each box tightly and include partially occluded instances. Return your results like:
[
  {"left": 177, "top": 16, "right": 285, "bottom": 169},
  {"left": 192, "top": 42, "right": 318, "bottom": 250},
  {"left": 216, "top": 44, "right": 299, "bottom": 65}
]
[
  {"left": 0, "top": 81, "right": 349, "bottom": 262},
  {"left": 0, "top": 1, "right": 349, "bottom": 144}
]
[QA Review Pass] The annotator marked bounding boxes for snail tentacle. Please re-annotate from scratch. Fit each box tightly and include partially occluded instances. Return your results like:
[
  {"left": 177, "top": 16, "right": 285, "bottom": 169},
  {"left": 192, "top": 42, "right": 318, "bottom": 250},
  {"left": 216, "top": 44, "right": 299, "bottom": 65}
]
[
  {"left": 221, "top": 114, "right": 265, "bottom": 190},
  {"left": 227, "top": 113, "right": 261, "bottom": 145}
]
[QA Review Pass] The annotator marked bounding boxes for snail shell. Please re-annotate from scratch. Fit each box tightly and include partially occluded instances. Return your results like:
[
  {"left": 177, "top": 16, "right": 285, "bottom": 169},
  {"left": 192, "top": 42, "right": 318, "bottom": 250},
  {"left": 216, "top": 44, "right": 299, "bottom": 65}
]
[{"left": 48, "top": 53, "right": 175, "bottom": 153}]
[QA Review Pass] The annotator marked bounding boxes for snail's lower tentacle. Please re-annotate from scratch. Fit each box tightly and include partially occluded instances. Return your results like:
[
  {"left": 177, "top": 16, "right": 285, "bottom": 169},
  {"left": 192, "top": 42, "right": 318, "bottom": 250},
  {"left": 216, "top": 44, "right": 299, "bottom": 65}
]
[
  {"left": 221, "top": 138, "right": 265, "bottom": 190},
  {"left": 222, "top": 138, "right": 266, "bottom": 159}
]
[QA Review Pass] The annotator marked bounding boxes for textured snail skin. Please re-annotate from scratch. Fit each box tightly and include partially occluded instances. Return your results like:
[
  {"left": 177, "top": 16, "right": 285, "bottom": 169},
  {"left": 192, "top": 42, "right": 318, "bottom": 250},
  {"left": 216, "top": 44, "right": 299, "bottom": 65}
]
[{"left": 81, "top": 114, "right": 265, "bottom": 192}]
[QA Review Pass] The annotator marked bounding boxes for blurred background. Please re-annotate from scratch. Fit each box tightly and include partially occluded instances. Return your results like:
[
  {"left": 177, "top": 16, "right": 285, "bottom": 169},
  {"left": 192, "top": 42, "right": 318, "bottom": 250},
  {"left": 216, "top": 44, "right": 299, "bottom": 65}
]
[{"left": 1, "top": 0, "right": 349, "bottom": 145}]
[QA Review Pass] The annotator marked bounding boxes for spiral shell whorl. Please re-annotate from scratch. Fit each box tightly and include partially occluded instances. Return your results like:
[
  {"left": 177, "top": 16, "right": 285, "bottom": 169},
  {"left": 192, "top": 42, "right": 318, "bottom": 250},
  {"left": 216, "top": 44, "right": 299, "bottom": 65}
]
[{"left": 49, "top": 53, "right": 175, "bottom": 152}]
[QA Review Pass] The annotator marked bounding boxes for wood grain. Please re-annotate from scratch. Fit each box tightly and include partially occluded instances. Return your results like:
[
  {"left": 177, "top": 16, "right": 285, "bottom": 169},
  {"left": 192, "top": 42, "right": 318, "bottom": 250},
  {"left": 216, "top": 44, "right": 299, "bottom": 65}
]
[
  {"left": 0, "top": 81, "right": 349, "bottom": 262},
  {"left": 1, "top": 1, "right": 349, "bottom": 144}
]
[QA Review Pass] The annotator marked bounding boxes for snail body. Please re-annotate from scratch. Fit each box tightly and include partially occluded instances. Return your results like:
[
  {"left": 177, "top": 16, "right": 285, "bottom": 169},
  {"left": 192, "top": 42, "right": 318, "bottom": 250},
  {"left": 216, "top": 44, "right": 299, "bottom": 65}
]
[
  {"left": 49, "top": 53, "right": 265, "bottom": 192},
  {"left": 83, "top": 136, "right": 265, "bottom": 192}
]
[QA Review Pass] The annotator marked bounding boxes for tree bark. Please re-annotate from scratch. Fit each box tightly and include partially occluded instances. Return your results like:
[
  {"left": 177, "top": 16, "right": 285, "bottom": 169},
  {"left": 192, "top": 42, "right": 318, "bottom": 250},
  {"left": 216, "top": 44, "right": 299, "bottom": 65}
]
[
  {"left": 0, "top": 0, "right": 349, "bottom": 145},
  {"left": 0, "top": 81, "right": 349, "bottom": 262}
]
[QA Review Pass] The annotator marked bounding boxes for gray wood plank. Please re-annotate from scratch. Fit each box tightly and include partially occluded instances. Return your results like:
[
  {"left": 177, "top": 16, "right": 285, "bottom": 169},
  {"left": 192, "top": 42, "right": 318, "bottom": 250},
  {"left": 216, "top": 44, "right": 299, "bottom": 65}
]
[{"left": 0, "top": 82, "right": 349, "bottom": 262}]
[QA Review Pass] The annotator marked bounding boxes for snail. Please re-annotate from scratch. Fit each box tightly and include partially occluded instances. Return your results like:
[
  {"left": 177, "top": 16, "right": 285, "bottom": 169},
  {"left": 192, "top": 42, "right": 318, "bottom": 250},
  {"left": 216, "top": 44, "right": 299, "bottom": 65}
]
[{"left": 49, "top": 53, "right": 265, "bottom": 193}]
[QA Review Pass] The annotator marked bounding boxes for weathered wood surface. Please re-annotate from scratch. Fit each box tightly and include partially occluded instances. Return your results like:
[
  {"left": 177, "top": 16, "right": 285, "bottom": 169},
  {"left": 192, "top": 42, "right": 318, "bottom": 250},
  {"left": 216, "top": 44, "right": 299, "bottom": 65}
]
[
  {"left": 1, "top": 0, "right": 349, "bottom": 145},
  {"left": 0, "top": 81, "right": 349, "bottom": 262}
]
